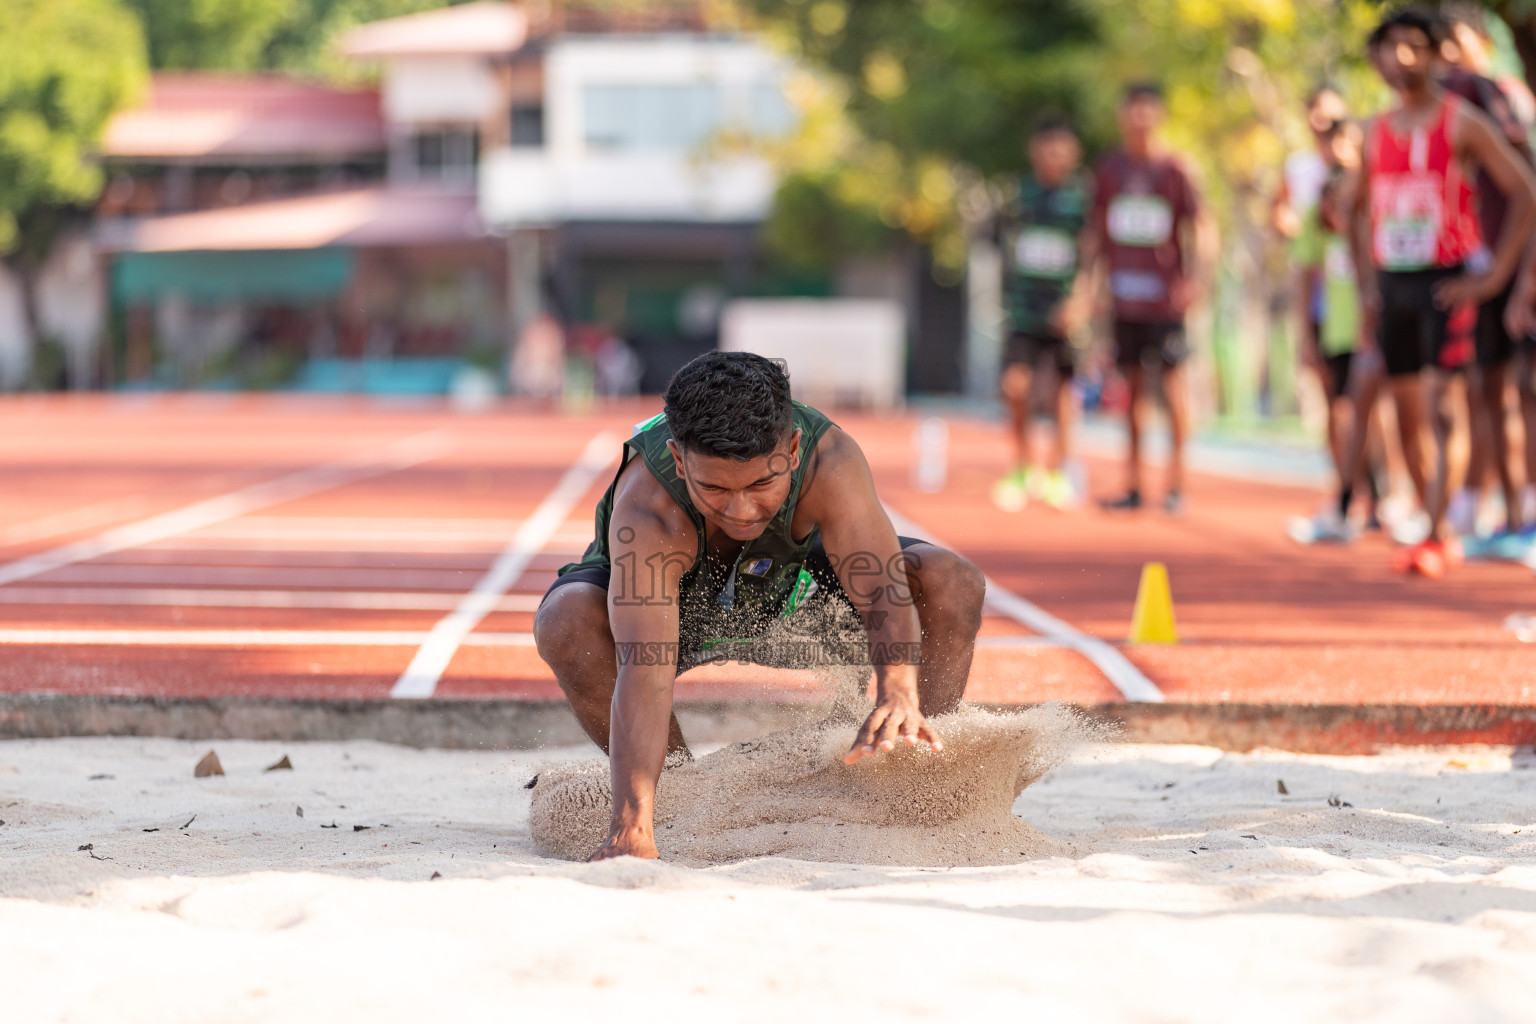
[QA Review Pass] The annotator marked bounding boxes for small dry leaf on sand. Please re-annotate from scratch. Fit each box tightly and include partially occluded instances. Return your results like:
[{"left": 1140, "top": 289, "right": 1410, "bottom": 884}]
[
  {"left": 193, "top": 751, "right": 224, "bottom": 778},
  {"left": 264, "top": 755, "right": 294, "bottom": 772}
]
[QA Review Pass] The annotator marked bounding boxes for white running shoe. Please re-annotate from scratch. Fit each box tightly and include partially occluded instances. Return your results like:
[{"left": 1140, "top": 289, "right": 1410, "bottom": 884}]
[
  {"left": 1389, "top": 510, "right": 1431, "bottom": 547},
  {"left": 1288, "top": 511, "right": 1355, "bottom": 545}
]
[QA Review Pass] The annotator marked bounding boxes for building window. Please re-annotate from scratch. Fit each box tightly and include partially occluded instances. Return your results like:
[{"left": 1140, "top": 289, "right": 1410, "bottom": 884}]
[
  {"left": 402, "top": 126, "right": 479, "bottom": 182},
  {"left": 582, "top": 83, "right": 722, "bottom": 150},
  {"left": 510, "top": 103, "right": 544, "bottom": 147}
]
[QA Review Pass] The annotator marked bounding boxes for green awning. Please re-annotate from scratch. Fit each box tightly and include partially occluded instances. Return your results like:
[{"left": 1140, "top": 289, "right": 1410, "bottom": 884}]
[{"left": 112, "top": 249, "right": 355, "bottom": 304}]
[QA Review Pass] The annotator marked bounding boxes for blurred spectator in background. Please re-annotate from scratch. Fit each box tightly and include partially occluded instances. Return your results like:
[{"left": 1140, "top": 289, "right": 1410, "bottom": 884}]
[
  {"left": 1290, "top": 135, "right": 1385, "bottom": 543},
  {"left": 593, "top": 329, "right": 643, "bottom": 398},
  {"left": 510, "top": 311, "right": 565, "bottom": 399},
  {"left": 1443, "top": 1, "right": 1536, "bottom": 128},
  {"left": 991, "top": 116, "right": 1089, "bottom": 513},
  {"left": 1273, "top": 86, "right": 1351, "bottom": 242},
  {"left": 1087, "top": 82, "right": 1217, "bottom": 515},
  {"left": 1437, "top": 4, "right": 1536, "bottom": 538}
]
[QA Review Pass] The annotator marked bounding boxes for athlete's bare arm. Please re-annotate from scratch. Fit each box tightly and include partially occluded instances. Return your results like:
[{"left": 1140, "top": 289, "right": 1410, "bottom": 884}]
[
  {"left": 588, "top": 458, "right": 698, "bottom": 861},
  {"left": 1437, "top": 104, "right": 1536, "bottom": 308},
  {"left": 1348, "top": 152, "right": 1380, "bottom": 351},
  {"left": 793, "top": 427, "right": 941, "bottom": 763}
]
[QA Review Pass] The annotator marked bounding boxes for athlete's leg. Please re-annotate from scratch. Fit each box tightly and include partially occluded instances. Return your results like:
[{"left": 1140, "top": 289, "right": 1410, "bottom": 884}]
[
  {"left": 1475, "top": 359, "right": 1521, "bottom": 530},
  {"left": 1422, "top": 368, "right": 1470, "bottom": 541},
  {"left": 1161, "top": 362, "right": 1188, "bottom": 497},
  {"left": 534, "top": 582, "right": 688, "bottom": 755},
  {"left": 1124, "top": 363, "right": 1146, "bottom": 496},
  {"left": 1001, "top": 361, "right": 1033, "bottom": 471},
  {"left": 894, "top": 542, "right": 985, "bottom": 717},
  {"left": 1050, "top": 362, "right": 1074, "bottom": 470},
  {"left": 1338, "top": 354, "right": 1384, "bottom": 518},
  {"left": 1518, "top": 349, "right": 1536, "bottom": 511},
  {"left": 1389, "top": 374, "right": 1431, "bottom": 507}
]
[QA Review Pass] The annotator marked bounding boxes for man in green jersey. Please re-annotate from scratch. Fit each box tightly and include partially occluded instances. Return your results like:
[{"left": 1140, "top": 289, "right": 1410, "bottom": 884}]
[
  {"left": 993, "top": 117, "right": 1089, "bottom": 512},
  {"left": 535, "top": 352, "right": 986, "bottom": 861}
]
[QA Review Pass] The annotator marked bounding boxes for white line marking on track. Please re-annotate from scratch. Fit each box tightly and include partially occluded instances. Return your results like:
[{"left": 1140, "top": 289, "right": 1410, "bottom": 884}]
[
  {"left": 0, "top": 496, "right": 153, "bottom": 548},
  {"left": 883, "top": 505, "right": 1165, "bottom": 703},
  {"left": 0, "top": 431, "right": 453, "bottom": 589},
  {"left": 0, "top": 587, "right": 544, "bottom": 612},
  {"left": 391, "top": 432, "right": 618, "bottom": 698},
  {"left": 0, "top": 628, "right": 536, "bottom": 647}
]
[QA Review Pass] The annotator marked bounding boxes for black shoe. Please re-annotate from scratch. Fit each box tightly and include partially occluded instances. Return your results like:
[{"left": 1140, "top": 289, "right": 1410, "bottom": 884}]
[
  {"left": 1163, "top": 491, "right": 1183, "bottom": 516},
  {"left": 1100, "top": 490, "right": 1143, "bottom": 512}
]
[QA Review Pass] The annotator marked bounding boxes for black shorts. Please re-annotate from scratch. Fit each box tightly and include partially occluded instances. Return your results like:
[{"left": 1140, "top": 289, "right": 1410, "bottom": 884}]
[
  {"left": 1378, "top": 267, "right": 1471, "bottom": 377},
  {"left": 1320, "top": 351, "right": 1354, "bottom": 402},
  {"left": 1113, "top": 320, "right": 1188, "bottom": 370},
  {"left": 1476, "top": 284, "right": 1516, "bottom": 368},
  {"left": 541, "top": 535, "right": 926, "bottom": 671},
  {"left": 1002, "top": 331, "right": 1075, "bottom": 378}
]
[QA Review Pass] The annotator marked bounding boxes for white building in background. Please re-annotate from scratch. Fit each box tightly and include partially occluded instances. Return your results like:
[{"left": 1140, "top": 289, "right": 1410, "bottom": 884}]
[
  {"left": 479, "top": 34, "right": 790, "bottom": 225},
  {"left": 343, "top": 2, "right": 805, "bottom": 392}
]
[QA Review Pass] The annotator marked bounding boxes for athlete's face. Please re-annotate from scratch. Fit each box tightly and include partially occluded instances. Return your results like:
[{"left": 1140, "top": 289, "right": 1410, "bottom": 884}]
[
  {"left": 1381, "top": 26, "right": 1435, "bottom": 91},
  {"left": 1117, "top": 96, "right": 1164, "bottom": 146},
  {"left": 670, "top": 430, "right": 801, "bottom": 543},
  {"left": 1452, "top": 23, "right": 1491, "bottom": 74},
  {"left": 1028, "top": 130, "right": 1081, "bottom": 185}
]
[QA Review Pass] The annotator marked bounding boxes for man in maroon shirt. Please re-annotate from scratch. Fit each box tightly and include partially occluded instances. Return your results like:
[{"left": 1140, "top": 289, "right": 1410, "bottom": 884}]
[{"left": 1085, "top": 83, "right": 1217, "bottom": 513}]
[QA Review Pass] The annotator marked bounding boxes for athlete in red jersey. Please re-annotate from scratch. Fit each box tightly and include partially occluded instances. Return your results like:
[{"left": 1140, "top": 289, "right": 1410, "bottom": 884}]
[{"left": 1351, "top": 9, "right": 1536, "bottom": 576}]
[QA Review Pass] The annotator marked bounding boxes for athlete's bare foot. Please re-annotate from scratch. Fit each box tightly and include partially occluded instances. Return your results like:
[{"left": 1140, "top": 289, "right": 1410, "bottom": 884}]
[{"left": 588, "top": 823, "right": 659, "bottom": 861}]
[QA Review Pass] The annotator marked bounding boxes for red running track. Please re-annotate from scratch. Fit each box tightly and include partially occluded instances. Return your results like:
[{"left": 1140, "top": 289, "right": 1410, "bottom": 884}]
[{"left": 1, "top": 395, "right": 1533, "bottom": 733}]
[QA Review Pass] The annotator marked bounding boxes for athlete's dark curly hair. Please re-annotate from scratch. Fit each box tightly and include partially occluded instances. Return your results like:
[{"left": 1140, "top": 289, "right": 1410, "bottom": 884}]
[
  {"left": 664, "top": 351, "right": 794, "bottom": 459},
  {"left": 1372, "top": 6, "right": 1445, "bottom": 49}
]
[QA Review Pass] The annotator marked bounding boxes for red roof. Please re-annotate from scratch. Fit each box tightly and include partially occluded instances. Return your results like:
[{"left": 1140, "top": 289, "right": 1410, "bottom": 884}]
[
  {"left": 99, "top": 186, "right": 486, "bottom": 252},
  {"left": 102, "top": 74, "right": 384, "bottom": 161}
]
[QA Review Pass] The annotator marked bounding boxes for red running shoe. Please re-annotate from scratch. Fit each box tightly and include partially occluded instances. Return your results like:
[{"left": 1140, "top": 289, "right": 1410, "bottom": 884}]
[{"left": 1410, "top": 539, "right": 1448, "bottom": 579}]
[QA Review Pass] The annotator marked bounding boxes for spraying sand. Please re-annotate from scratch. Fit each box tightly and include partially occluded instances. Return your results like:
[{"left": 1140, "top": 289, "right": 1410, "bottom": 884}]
[{"left": 528, "top": 704, "right": 1088, "bottom": 865}]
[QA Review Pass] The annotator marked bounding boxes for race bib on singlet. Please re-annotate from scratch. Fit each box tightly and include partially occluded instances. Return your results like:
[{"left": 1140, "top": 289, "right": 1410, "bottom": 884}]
[
  {"left": 1107, "top": 194, "right": 1174, "bottom": 247},
  {"left": 1013, "top": 226, "right": 1077, "bottom": 279},
  {"left": 1372, "top": 174, "right": 1442, "bottom": 271}
]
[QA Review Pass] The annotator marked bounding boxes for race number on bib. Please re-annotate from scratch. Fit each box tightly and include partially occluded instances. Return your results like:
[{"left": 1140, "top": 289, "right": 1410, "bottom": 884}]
[
  {"left": 1013, "top": 227, "right": 1077, "bottom": 279},
  {"left": 1372, "top": 174, "right": 1442, "bottom": 271},
  {"left": 1107, "top": 195, "right": 1173, "bottom": 247}
]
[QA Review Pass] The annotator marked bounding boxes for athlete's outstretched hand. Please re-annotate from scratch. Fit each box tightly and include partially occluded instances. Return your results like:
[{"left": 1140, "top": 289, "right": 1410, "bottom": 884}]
[
  {"left": 844, "top": 695, "right": 943, "bottom": 764},
  {"left": 1507, "top": 280, "right": 1536, "bottom": 340}
]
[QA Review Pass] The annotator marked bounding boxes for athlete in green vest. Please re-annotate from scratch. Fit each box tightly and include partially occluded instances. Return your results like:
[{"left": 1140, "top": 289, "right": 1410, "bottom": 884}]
[{"left": 534, "top": 352, "right": 986, "bottom": 860}]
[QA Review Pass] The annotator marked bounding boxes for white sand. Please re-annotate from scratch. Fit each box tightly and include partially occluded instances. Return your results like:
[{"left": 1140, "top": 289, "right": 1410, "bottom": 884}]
[{"left": 2, "top": 733, "right": 1535, "bottom": 1022}]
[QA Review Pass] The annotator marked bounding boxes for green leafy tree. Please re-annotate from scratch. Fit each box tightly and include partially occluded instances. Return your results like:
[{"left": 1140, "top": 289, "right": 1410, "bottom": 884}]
[
  {"left": 0, "top": 0, "right": 146, "bottom": 376},
  {"left": 745, "top": 0, "right": 1107, "bottom": 275},
  {"left": 125, "top": 0, "right": 293, "bottom": 70}
]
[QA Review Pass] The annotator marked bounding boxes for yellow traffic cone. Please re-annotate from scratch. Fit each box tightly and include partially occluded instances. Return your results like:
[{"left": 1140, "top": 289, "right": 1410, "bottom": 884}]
[{"left": 1129, "top": 562, "right": 1178, "bottom": 644}]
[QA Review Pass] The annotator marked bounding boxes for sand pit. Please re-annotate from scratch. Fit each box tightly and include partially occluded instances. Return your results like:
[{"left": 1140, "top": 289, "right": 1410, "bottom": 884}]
[
  {"left": 529, "top": 704, "right": 1085, "bottom": 865},
  {"left": 3, "top": 735, "right": 1536, "bottom": 1021}
]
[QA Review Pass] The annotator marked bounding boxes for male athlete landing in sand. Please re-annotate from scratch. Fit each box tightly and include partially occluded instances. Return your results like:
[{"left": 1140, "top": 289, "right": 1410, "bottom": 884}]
[{"left": 535, "top": 352, "right": 986, "bottom": 860}]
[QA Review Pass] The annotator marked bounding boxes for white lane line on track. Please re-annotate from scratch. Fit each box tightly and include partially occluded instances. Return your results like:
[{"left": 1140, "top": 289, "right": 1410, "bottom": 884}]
[
  {"left": 0, "top": 431, "right": 454, "bottom": 589},
  {"left": 391, "top": 432, "right": 618, "bottom": 699},
  {"left": 0, "top": 628, "right": 535, "bottom": 647},
  {"left": 883, "top": 505, "right": 1165, "bottom": 703},
  {"left": 0, "top": 496, "right": 153, "bottom": 548},
  {"left": 0, "top": 587, "right": 544, "bottom": 612}
]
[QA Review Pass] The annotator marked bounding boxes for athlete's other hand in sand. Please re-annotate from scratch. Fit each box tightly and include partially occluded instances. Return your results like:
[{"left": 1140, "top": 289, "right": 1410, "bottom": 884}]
[
  {"left": 534, "top": 353, "right": 986, "bottom": 860},
  {"left": 843, "top": 667, "right": 944, "bottom": 764}
]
